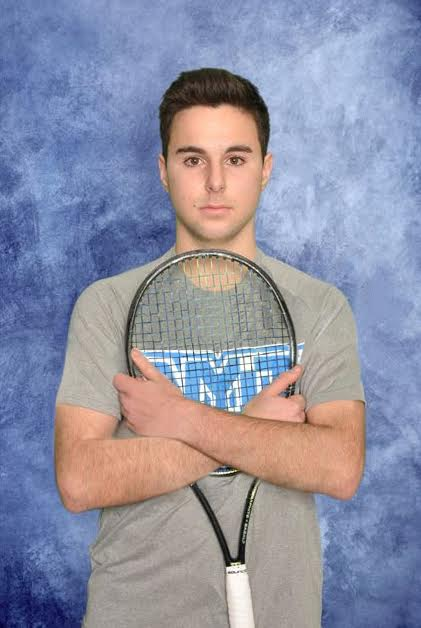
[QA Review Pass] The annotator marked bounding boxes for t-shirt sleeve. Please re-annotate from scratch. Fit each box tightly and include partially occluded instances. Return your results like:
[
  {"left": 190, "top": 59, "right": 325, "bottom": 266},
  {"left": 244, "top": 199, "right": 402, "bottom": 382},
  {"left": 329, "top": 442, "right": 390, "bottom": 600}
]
[
  {"left": 55, "top": 282, "right": 126, "bottom": 419},
  {"left": 300, "top": 286, "right": 365, "bottom": 410}
]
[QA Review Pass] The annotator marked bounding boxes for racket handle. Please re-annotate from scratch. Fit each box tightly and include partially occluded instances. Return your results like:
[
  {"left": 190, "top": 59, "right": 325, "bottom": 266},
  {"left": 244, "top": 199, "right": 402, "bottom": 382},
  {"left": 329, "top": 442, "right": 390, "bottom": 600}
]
[{"left": 225, "top": 563, "right": 255, "bottom": 628}]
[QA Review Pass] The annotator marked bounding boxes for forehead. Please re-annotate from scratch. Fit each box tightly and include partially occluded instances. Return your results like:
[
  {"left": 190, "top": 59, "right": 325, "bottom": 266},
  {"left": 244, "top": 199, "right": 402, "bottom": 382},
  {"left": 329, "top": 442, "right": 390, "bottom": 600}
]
[{"left": 168, "top": 105, "right": 259, "bottom": 151}]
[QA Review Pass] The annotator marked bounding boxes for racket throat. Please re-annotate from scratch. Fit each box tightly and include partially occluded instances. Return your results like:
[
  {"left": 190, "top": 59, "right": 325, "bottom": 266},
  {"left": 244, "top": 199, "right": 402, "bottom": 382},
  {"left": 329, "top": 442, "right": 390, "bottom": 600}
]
[{"left": 226, "top": 562, "right": 248, "bottom": 575}]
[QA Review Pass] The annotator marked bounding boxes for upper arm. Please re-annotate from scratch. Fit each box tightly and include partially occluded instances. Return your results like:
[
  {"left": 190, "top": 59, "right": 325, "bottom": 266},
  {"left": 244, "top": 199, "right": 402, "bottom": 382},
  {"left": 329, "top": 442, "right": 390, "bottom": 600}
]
[
  {"left": 300, "top": 287, "right": 365, "bottom": 410},
  {"left": 56, "top": 284, "right": 127, "bottom": 421},
  {"left": 306, "top": 399, "right": 366, "bottom": 497},
  {"left": 54, "top": 403, "right": 118, "bottom": 503}
]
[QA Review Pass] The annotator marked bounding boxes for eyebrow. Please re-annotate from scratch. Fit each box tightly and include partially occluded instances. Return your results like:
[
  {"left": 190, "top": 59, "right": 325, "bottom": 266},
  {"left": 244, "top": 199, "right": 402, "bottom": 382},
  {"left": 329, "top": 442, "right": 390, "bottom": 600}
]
[{"left": 175, "top": 144, "right": 253, "bottom": 155}]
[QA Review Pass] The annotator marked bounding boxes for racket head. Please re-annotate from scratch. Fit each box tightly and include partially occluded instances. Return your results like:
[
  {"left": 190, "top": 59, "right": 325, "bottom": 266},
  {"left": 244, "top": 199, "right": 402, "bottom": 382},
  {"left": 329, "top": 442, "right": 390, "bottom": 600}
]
[{"left": 126, "top": 249, "right": 297, "bottom": 475}]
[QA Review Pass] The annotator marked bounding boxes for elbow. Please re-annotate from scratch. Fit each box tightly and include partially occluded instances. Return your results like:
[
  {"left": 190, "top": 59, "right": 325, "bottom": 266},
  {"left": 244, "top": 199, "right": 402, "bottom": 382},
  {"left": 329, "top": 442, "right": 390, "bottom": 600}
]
[
  {"left": 55, "top": 466, "right": 89, "bottom": 514},
  {"left": 61, "top": 494, "right": 87, "bottom": 514},
  {"left": 62, "top": 498, "right": 85, "bottom": 514},
  {"left": 333, "top": 454, "right": 365, "bottom": 501},
  {"left": 334, "top": 478, "right": 360, "bottom": 501},
  {"left": 57, "top": 479, "right": 88, "bottom": 513}
]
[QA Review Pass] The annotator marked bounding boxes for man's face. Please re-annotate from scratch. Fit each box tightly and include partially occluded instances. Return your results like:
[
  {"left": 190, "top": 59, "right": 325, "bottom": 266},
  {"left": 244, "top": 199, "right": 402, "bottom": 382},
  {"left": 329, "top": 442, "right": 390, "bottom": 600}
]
[{"left": 159, "top": 104, "right": 272, "bottom": 253}]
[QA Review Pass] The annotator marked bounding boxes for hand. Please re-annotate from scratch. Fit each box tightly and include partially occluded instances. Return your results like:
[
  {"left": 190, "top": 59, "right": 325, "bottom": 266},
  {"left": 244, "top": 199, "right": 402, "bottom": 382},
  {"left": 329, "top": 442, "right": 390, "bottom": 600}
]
[
  {"left": 112, "top": 349, "right": 187, "bottom": 438},
  {"left": 243, "top": 366, "right": 306, "bottom": 424}
]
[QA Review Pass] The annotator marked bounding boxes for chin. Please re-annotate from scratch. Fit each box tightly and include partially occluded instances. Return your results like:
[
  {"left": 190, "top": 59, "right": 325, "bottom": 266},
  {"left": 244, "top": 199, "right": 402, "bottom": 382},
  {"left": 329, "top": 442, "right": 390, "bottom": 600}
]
[
  {"left": 193, "top": 232, "right": 241, "bottom": 248},
  {"left": 177, "top": 214, "right": 255, "bottom": 249}
]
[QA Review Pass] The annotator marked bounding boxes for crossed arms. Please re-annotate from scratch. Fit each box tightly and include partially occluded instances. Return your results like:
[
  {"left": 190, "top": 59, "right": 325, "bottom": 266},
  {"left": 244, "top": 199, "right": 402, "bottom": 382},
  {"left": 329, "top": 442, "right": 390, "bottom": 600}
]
[{"left": 55, "top": 350, "right": 365, "bottom": 513}]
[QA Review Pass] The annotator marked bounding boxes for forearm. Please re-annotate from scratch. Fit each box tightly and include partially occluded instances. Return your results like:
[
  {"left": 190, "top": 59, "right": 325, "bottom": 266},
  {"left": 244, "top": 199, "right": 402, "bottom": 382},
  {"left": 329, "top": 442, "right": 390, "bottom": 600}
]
[
  {"left": 59, "top": 435, "right": 220, "bottom": 512},
  {"left": 174, "top": 402, "right": 354, "bottom": 499}
]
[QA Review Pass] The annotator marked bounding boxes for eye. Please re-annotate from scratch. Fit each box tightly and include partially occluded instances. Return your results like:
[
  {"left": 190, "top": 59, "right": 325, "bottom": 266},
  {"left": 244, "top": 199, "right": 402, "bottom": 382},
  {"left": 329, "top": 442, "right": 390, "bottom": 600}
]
[
  {"left": 184, "top": 157, "right": 202, "bottom": 167},
  {"left": 227, "top": 156, "right": 245, "bottom": 166}
]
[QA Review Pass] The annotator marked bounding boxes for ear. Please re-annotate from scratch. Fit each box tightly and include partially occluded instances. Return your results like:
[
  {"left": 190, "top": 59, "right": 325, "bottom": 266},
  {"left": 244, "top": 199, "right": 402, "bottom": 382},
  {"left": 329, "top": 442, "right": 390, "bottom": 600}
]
[
  {"left": 261, "top": 152, "right": 273, "bottom": 190},
  {"left": 158, "top": 154, "right": 169, "bottom": 192}
]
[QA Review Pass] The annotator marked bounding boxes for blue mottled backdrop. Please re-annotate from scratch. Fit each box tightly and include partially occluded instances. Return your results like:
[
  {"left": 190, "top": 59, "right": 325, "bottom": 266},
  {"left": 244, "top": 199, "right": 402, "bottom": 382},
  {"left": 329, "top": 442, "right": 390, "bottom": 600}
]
[{"left": 1, "top": 0, "right": 420, "bottom": 626}]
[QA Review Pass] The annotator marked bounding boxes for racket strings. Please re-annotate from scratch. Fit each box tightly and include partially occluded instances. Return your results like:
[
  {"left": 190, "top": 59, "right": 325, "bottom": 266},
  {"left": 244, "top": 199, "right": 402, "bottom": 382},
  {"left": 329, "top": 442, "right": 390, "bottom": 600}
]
[{"left": 129, "top": 255, "right": 294, "bottom": 461}]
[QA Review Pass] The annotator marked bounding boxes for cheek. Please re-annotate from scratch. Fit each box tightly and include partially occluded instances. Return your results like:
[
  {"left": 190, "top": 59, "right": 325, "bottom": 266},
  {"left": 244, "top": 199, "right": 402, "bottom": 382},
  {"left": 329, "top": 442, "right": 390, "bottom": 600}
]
[
  {"left": 169, "top": 171, "right": 200, "bottom": 202},
  {"left": 234, "top": 172, "right": 262, "bottom": 203}
]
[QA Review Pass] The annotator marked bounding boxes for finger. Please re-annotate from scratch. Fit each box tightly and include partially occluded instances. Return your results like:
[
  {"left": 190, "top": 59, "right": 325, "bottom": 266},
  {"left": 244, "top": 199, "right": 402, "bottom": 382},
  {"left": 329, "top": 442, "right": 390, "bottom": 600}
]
[
  {"left": 288, "top": 409, "right": 306, "bottom": 424},
  {"left": 112, "top": 372, "right": 134, "bottom": 392},
  {"left": 290, "top": 393, "right": 306, "bottom": 411},
  {"left": 131, "top": 348, "right": 164, "bottom": 381},
  {"left": 265, "top": 365, "right": 303, "bottom": 396}
]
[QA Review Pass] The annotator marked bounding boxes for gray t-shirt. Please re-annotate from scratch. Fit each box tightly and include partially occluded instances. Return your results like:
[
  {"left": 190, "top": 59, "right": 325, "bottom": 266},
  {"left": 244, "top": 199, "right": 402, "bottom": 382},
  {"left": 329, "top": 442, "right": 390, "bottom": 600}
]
[{"left": 56, "top": 246, "right": 365, "bottom": 628}]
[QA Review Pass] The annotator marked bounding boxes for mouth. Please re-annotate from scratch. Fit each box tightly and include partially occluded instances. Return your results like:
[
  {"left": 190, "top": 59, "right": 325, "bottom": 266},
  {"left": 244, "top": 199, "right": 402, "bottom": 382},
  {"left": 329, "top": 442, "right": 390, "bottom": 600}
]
[{"left": 199, "top": 205, "right": 232, "bottom": 212}]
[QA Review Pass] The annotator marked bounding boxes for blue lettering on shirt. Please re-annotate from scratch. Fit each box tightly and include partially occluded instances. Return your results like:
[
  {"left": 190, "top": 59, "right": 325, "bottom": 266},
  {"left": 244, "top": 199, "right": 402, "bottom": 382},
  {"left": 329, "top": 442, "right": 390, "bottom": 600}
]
[{"left": 144, "top": 342, "right": 304, "bottom": 412}]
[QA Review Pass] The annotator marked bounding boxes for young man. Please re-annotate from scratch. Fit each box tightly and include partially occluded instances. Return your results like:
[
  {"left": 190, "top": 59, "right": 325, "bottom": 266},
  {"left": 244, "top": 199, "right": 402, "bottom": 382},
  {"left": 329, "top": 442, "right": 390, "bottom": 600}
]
[{"left": 55, "top": 68, "right": 365, "bottom": 627}]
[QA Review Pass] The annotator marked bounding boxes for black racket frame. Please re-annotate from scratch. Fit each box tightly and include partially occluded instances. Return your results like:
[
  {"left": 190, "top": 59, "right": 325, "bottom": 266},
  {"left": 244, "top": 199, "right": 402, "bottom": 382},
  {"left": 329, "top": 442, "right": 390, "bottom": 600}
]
[{"left": 125, "top": 248, "right": 298, "bottom": 572}]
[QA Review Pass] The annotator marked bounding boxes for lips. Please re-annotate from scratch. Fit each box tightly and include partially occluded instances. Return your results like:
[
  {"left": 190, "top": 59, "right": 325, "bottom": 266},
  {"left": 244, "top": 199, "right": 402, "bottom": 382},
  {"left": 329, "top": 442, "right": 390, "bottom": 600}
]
[{"left": 200, "top": 205, "right": 231, "bottom": 211}]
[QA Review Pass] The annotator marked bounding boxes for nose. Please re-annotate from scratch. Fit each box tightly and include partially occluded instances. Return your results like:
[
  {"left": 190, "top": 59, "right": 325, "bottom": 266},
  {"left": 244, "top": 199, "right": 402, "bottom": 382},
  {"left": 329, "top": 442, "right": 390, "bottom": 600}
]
[{"left": 205, "top": 162, "right": 225, "bottom": 193}]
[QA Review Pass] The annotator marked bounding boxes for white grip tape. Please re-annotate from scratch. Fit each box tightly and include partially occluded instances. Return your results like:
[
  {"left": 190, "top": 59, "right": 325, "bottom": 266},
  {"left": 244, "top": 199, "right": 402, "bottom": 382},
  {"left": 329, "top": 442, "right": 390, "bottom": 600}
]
[{"left": 225, "top": 564, "right": 255, "bottom": 628}]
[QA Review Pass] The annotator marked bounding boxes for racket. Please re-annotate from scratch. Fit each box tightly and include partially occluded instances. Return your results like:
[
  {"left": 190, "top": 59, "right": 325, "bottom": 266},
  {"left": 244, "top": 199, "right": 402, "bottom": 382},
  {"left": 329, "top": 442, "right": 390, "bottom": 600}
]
[{"left": 125, "top": 249, "right": 296, "bottom": 628}]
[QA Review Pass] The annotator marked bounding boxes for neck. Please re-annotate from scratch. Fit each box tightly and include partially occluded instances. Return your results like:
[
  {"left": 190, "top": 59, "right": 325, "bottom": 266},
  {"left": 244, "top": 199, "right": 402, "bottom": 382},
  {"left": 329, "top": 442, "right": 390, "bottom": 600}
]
[{"left": 175, "top": 226, "right": 257, "bottom": 261}]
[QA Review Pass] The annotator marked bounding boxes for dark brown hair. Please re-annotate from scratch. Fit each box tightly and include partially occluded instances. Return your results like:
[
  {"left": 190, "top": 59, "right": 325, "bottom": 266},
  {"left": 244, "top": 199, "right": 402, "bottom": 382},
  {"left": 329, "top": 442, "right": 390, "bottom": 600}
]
[{"left": 159, "top": 68, "right": 270, "bottom": 161}]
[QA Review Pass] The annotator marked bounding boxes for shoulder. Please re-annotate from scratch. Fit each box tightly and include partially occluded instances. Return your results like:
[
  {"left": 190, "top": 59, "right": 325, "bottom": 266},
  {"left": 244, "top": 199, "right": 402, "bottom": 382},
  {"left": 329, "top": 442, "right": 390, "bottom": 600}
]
[{"left": 256, "top": 248, "right": 348, "bottom": 316}]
